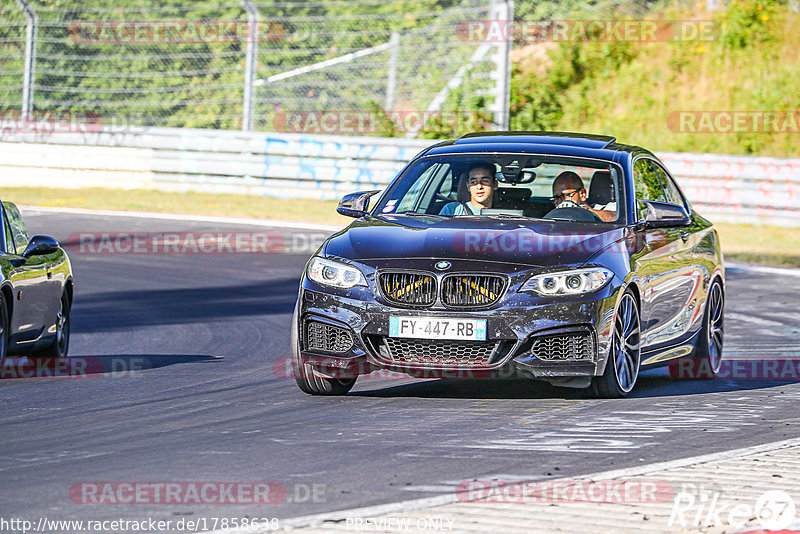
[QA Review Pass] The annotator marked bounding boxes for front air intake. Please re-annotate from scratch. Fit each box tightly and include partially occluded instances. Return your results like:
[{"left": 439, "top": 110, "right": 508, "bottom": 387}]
[
  {"left": 378, "top": 271, "right": 436, "bottom": 306},
  {"left": 306, "top": 321, "right": 353, "bottom": 353},
  {"left": 441, "top": 274, "right": 506, "bottom": 308},
  {"left": 531, "top": 332, "right": 594, "bottom": 361}
]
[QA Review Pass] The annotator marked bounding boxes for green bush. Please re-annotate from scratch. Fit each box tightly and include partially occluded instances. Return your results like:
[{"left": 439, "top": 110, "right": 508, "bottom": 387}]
[
  {"left": 510, "top": 38, "right": 636, "bottom": 131},
  {"left": 717, "top": 0, "right": 782, "bottom": 50},
  {"left": 508, "top": 0, "right": 800, "bottom": 157}
]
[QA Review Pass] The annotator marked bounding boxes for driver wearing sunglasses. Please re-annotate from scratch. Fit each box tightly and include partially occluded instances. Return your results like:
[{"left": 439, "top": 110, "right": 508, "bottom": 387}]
[{"left": 545, "top": 171, "right": 615, "bottom": 222}]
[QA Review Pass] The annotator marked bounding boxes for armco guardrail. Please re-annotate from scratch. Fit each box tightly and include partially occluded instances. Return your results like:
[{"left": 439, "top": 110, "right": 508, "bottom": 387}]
[
  {"left": 0, "top": 127, "right": 430, "bottom": 199},
  {"left": 659, "top": 152, "right": 800, "bottom": 227},
  {"left": 1, "top": 127, "right": 799, "bottom": 226}
]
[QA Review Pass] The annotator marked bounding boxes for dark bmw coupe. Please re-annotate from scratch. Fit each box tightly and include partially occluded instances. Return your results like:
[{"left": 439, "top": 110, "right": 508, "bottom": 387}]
[
  {"left": 0, "top": 201, "right": 73, "bottom": 367},
  {"left": 290, "top": 132, "right": 724, "bottom": 398}
]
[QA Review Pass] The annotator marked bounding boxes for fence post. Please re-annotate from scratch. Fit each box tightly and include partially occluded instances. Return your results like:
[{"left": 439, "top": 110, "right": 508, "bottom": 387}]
[
  {"left": 15, "top": 0, "right": 37, "bottom": 116},
  {"left": 241, "top": 0, "right": 259, "bottom": 131},
  {"left": 490, "top": 0, "right": 513, "bottom": 130},
  {"left": 385, "top": 31, "right": 399, "bottom": 111}
]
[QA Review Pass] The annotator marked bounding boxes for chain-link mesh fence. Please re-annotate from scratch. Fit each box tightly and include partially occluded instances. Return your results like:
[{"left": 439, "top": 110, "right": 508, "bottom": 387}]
[
  {"left": 0, "top": 2, "right": 27, "bottom": 111},
  {"left": 252, "top": 0, "right": 499, "bottom": 134},
  {"left": 0, "top": 0, "right": 511, "bottom": 136}
]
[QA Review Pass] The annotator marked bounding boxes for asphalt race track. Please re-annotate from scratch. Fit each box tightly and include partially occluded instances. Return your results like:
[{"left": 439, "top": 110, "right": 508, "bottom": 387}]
[{"left": 2, "top": 208, "right": 800, "bottom": 527}]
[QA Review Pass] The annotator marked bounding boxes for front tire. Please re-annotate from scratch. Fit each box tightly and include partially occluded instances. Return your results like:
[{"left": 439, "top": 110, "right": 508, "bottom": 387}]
[
  {"left": 30, "top": 291, "right": 70, "bottom": 361},
  {"left": 0, "top": 291, "right": 9, "bottom": 374},
  {"left": 590, "top": 290, "right": 641, "bottom": 398},
  {"left": 669, "top": 278, "right": 724, "bottom": 380},
  {"left": 290, "top": 302, "right": 356, "bottom": 396}
]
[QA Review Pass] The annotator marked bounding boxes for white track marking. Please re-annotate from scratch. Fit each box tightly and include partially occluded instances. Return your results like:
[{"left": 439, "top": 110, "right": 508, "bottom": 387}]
[{"left": 727, "top": 261, "right": 800, "bottom": 278}]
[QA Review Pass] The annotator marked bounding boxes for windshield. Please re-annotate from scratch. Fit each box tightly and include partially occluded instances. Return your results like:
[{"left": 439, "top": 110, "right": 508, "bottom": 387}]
[{"left": 374, "top": 154, "right": 624, "bottom": 223}]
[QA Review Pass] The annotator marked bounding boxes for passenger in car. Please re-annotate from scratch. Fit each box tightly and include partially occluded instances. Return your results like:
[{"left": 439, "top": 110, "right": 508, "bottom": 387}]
[
  {"left": 545, "top": 171, "right": 616, "bottom": 222},
  {"left": 439, "top": 161, "right": 498, "bottom": 215}
]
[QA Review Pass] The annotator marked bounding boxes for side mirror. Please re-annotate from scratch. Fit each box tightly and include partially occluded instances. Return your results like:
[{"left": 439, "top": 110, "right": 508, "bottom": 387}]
[
  {"left": 21, "top": 235, "right": 60, "bottom": 258},
  {"left": 639, "top": 200, "right": 691, "bottom": 228},
  {"left": 337, "top": 190, "right": 382, "bottom": 219}
]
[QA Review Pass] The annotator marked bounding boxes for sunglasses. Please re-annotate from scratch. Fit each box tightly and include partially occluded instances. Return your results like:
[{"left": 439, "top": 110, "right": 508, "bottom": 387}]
[{"left": 552, "top": 188, "right": 584, "bottom": 201}]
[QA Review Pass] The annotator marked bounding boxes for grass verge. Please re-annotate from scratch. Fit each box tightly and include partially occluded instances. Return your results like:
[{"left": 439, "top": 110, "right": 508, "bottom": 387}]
[
  {"left": 714, "top": 223, "right": 800, "bottom": 268},
  {"left": 8, "top": 186, "right": 800, "bottom": 267}
]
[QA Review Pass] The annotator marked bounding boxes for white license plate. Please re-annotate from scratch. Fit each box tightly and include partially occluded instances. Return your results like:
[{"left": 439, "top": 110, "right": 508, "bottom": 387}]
[{"left": 389, "top": 316, "right": 486, "bottom": 341}]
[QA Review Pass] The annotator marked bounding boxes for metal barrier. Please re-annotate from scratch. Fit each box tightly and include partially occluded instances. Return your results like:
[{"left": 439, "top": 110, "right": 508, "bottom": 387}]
[
  {"left": 1, "top": 127, "right": 799, "bottom": 226},
  {"left": 659, "top": 152, "right": 800, "bottom": 227},
  {"left": 0, "top": 127, "right": 430, "bottom": 199}
]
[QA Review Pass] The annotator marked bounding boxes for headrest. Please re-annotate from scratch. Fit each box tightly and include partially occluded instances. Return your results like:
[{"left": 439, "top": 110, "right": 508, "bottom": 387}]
[
  {"left": 456, "top": 174, "right": 471, "bottom": 203},
  {"left": 587, "top": 170, "right": 615, "bottom": 206}
]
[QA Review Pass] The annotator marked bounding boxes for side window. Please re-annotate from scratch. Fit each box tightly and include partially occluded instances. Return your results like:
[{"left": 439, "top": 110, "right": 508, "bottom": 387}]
[
  {"left": 3, "top": 211, "right": 14, "bottom": 254},
  {"left": 438, "top": 167, "right": 455, "bottom": 199},
  {"left": 396, "top": 163, "right": 440, "bottom": 213},
  {"left": 633, "top": 159, "right": 667, "bottom": 220},
  {"left": 2, "top": 202, "right": 30, "bottom": 254},
  {"left": 652, "top": 162, "right": 687, "bottom": 209}
]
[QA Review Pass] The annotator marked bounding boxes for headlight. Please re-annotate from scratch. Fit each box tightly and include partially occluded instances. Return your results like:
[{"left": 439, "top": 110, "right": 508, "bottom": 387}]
[
  {"left": 307, "top": 257, "right": 367, "bottom": 289},
  {"left": 520, "top": 267, "right": 612, "bottom": 296}
]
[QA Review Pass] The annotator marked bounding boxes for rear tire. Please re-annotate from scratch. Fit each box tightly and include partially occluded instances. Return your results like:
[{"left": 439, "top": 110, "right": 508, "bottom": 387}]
[
  {"left": 669, "top": 278, "right": 724, "bottom": 380},
  {"left": 589, "top": 290, "right": 641, "bottom": 398},
  {"left": 290, "top": 302, "right": 356, "bottom": 396},
  {"left": 30, "top": 291, "right": 70, "bottom": 361}
]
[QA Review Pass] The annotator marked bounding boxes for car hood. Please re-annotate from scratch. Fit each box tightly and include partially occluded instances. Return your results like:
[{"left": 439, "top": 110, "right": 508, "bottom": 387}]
[{"left": 324, "top": 215, "right": 626, "bottom": 268}]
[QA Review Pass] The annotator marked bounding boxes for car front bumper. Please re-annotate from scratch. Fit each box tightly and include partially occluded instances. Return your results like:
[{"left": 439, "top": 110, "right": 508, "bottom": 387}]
[{"left": 296, "top": 278, "right": 622, "bottom": 383}]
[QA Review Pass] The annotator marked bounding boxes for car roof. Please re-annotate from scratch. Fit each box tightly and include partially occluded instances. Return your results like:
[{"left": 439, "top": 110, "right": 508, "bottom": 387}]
[
  {"left": 458, "top": 131, "right": 617, "bottom": 149},
  {"left": 422, "top": 131, "right": 646, "bottom": 161}
]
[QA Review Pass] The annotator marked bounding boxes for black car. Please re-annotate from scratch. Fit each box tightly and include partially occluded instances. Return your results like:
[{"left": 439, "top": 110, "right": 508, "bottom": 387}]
[
  {"left": 0, "top": 201, "right": 74, "bottom": 367},
  {"left": 290, "top": 132, "right": 724, "bottom": 398}
]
